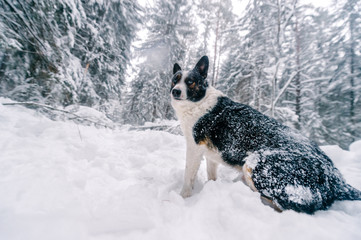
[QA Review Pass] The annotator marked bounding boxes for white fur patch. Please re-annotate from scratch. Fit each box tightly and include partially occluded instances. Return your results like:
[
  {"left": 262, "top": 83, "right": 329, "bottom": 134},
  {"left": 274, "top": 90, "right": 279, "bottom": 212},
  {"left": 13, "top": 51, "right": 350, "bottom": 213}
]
[
  {"left": 172, "top": 85, "right": 224, "bottom": 198},
  {"left": 171, "top": 86, "right": 223, "bottom": 142},
  {"left": 172, "top": 71, "right": 188, "bottom": 101}
]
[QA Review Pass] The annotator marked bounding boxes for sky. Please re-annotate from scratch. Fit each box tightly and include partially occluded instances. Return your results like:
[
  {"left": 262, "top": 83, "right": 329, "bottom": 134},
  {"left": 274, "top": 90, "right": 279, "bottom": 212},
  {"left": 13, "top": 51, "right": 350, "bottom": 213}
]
[{"left": 231, "top": 0, "right": 333, "bottom": 16}]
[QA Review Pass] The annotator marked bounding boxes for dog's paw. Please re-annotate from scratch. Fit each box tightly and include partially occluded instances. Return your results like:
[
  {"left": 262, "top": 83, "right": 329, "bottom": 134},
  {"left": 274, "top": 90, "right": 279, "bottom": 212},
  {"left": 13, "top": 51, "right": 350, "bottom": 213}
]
[{"left": 180, "top": 187, "right": 192, "bottom": 198}]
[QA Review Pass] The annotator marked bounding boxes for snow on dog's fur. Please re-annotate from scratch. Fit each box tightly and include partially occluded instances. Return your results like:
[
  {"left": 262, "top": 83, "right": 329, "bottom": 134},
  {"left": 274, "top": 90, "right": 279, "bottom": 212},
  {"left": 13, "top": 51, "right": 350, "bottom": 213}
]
[{"left": 170, "top": 56, "right": 361, "bottom": 214}]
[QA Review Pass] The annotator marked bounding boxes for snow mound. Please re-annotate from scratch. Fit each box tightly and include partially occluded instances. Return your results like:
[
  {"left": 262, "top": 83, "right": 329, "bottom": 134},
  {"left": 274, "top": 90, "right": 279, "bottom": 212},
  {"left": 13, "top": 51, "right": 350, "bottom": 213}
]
[{"left": 1, "top": 99, "right": 361, "bottom": 240}]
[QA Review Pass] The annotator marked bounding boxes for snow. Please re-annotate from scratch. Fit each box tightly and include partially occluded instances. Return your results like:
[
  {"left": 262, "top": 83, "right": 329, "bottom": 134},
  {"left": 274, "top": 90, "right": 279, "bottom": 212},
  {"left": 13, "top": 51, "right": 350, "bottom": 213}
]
[
  {"left": 1, "top": 98, "right": 361, "bottom": 240},
  {"left": 285, "top": 185, "right": 313, "bottom": 204},
  {"left": 244, "top": 152, "right": 260, "bottom": 169}
]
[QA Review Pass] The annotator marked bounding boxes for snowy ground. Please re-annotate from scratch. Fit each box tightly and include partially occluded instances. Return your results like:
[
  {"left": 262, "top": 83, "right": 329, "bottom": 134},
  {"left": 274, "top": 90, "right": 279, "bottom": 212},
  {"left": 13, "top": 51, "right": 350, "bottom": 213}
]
[{"left": 1, "top": 98, "right": 361, "bottom": 240}]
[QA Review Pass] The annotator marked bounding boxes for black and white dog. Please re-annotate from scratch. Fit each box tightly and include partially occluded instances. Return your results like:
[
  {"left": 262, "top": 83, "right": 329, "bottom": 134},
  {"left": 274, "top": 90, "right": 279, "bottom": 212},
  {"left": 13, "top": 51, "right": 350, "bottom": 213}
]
[{"left": 170, "top": 56, "right": 361, "bottom": 214}]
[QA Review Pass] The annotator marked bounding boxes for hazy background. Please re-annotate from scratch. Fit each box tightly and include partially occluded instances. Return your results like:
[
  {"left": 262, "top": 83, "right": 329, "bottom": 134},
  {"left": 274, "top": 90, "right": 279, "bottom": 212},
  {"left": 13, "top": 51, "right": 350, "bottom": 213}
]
[{"left": 0, "top": 0, "right": 360, "bottom": 149}]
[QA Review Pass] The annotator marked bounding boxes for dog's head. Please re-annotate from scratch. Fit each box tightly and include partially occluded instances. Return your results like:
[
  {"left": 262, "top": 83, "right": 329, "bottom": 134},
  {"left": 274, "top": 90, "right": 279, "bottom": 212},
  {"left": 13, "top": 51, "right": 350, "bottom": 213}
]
[{"left": 170, "top": 56, "right": 209, "bottom": 102}]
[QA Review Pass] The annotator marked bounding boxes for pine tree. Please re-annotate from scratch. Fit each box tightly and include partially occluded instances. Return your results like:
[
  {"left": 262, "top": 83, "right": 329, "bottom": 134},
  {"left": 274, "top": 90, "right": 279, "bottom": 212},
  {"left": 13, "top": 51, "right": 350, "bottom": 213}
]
[
  {"left": 295, "top": 8, "right": 334, "bottom": 145},
  {"left": 0, "top": 0, "right": 141, "bottom": 121},
  {"left": 318, "top": 0, "right": 361, "bottom": 149},
  {"left": 123, "top": 0, "right": 195, "bottom": 124},
  {"left": 219, "top": 0, "right": 298, "bottom": 115}
]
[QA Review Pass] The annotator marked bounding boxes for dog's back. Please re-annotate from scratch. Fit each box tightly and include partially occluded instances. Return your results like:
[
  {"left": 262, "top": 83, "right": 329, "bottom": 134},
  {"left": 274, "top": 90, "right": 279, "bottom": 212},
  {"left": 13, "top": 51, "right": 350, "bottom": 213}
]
[{"left": 193, "top": 96, "right": 361, "bottom": 214}]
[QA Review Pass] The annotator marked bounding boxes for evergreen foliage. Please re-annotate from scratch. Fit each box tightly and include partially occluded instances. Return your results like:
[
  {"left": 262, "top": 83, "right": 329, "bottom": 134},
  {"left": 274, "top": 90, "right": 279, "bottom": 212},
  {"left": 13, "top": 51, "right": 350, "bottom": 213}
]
[
  {"left": 123, "top": 0, "right": 195, "bottom": 124},
  {"left": 217, "top": 0, "right": 361, "bottom": 149},
  {"left": 0, "top": 0, "right": 141, "bottom": 120},
  {"left": 0, "top": 0, "right": 360, "bottom": 148}
]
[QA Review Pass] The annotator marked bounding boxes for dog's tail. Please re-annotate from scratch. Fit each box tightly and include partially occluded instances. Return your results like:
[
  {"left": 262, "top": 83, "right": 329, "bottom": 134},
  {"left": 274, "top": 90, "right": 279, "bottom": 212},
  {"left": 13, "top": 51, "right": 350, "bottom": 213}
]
[{"left": 337, "top": 184, "right": 361, "bottom": 201}]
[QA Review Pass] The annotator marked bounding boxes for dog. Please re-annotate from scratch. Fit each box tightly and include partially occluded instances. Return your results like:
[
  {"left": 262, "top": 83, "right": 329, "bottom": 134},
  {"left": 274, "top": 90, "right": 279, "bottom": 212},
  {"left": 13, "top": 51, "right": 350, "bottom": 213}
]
[{"left": 170, "top": 56, "right": 361, "bottom": 214}]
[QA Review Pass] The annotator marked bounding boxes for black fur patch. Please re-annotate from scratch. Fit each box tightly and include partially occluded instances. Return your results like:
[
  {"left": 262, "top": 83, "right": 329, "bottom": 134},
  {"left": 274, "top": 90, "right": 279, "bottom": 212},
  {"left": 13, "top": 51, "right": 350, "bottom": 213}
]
[
  {"left": 184, "top": 70, "right": 208, "bottom": 102},
  {"left": 193, "top": 96, "right": 361, "bottom": 214}
]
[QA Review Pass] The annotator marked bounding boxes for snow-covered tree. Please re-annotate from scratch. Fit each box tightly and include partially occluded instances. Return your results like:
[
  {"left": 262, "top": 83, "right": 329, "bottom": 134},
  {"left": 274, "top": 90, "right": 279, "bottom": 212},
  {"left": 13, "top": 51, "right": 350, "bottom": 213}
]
[
  {"left": 123, "top": 0, "right": 195, "bottom": 124},
  {"left": 317, "top": 0, "right": 361, "bottom": 148},
  {"left": 218, "top": 0, "right": 360, "bottom": 148},
  {"left": 0, "top": 0, "right": 141, "bottom": 120},
  {"left": 219, "top": 0, "right": 299, "bottom": 115}
]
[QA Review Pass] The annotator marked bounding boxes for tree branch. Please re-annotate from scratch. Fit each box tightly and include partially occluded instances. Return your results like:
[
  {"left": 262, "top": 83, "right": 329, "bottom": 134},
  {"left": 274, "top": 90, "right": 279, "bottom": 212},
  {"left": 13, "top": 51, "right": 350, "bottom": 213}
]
[{"left": 2, "top": 102, "right": 114, "bottom": 129}]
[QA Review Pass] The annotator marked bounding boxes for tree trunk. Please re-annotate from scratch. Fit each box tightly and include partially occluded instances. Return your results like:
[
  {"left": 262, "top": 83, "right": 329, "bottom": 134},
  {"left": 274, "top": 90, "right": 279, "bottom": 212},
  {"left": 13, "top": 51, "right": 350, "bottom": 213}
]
[
  {"left": 270, "top": 0, "right": 282, "bottom": 118},
  {"left": 211, "top": 3, "right": 221, "bottom": 86},
  {"left": 349, "top": 13, "right": 355, "bottom": 127},
  {"left": 294, "top": 1, "right": 301, "bottom": 130},
  {"left": 214, "top": 36, "right": 223, "bottom": 86}
]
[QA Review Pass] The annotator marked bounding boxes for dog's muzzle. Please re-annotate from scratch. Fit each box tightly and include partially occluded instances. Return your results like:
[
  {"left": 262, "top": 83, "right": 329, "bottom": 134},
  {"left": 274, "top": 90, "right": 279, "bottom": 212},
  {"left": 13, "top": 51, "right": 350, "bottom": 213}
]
[{"left": 172, "top": 88, "right": 182, "bottom": 99}]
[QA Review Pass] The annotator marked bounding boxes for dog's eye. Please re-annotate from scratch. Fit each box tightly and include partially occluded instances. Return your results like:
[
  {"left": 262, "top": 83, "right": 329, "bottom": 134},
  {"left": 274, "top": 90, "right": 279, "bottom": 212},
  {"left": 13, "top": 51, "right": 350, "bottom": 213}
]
[
  {"left": 186, "top": 79, "right": 194, "bottom": 85},
  {"left": 187, "top": 79, "right": 196, "bottom": 88}
]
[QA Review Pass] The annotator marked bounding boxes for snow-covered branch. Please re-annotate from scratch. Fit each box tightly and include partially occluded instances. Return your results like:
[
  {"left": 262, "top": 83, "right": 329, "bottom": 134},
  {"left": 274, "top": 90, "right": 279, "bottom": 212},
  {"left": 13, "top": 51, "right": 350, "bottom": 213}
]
[{"left": 2, "top": 102, "right": 115, "bottom": 129}]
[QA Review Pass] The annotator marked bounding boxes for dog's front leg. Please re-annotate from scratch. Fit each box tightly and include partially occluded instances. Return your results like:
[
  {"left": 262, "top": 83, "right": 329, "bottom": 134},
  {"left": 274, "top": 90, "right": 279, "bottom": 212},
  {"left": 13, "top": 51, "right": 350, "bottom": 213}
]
[
  {"left": 180, "top": 142, "right": 203, "bottom": 198},
  {"left": 206, "top": 159, "right": 218, "bottom": 181}
]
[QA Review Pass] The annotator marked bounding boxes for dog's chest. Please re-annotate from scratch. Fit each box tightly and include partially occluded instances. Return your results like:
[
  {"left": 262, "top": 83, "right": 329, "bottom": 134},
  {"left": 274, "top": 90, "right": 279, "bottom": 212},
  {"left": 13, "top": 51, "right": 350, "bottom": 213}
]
[
  {"left": 178, "top": 111, "right": 204, "bottom": 144},
  {"left": 172, "top": 87, "right": 221, "bottom": 139}
]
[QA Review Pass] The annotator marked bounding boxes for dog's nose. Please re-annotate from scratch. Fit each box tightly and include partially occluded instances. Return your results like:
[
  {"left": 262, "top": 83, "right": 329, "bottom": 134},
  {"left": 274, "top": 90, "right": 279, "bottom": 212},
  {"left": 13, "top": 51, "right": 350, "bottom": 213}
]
[{"left": 172, "top": 88, "right": 181, "bottom": 98}]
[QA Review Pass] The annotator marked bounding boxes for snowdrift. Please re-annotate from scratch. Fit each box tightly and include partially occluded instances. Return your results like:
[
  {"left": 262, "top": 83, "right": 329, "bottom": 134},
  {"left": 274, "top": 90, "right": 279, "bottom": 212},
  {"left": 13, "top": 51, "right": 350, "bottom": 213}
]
[{"left": 1, "top": 98, "right": 361, "bottom": 240}]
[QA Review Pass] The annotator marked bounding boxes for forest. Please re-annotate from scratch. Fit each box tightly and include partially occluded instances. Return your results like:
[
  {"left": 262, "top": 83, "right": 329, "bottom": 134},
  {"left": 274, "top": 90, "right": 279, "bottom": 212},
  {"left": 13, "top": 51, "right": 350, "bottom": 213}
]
[{"left": 0, "top": 0, "right": 360, "bottom": 149}]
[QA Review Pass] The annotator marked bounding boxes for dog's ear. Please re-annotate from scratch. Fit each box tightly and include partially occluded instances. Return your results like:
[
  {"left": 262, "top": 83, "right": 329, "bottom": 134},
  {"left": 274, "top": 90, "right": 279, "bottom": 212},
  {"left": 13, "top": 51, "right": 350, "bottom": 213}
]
[
  {"left": 194, "top": 56, "right": 209, "bottom": 78},
  {"left": 173, "top": 63, "right": 181, "bottom": 74}
]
